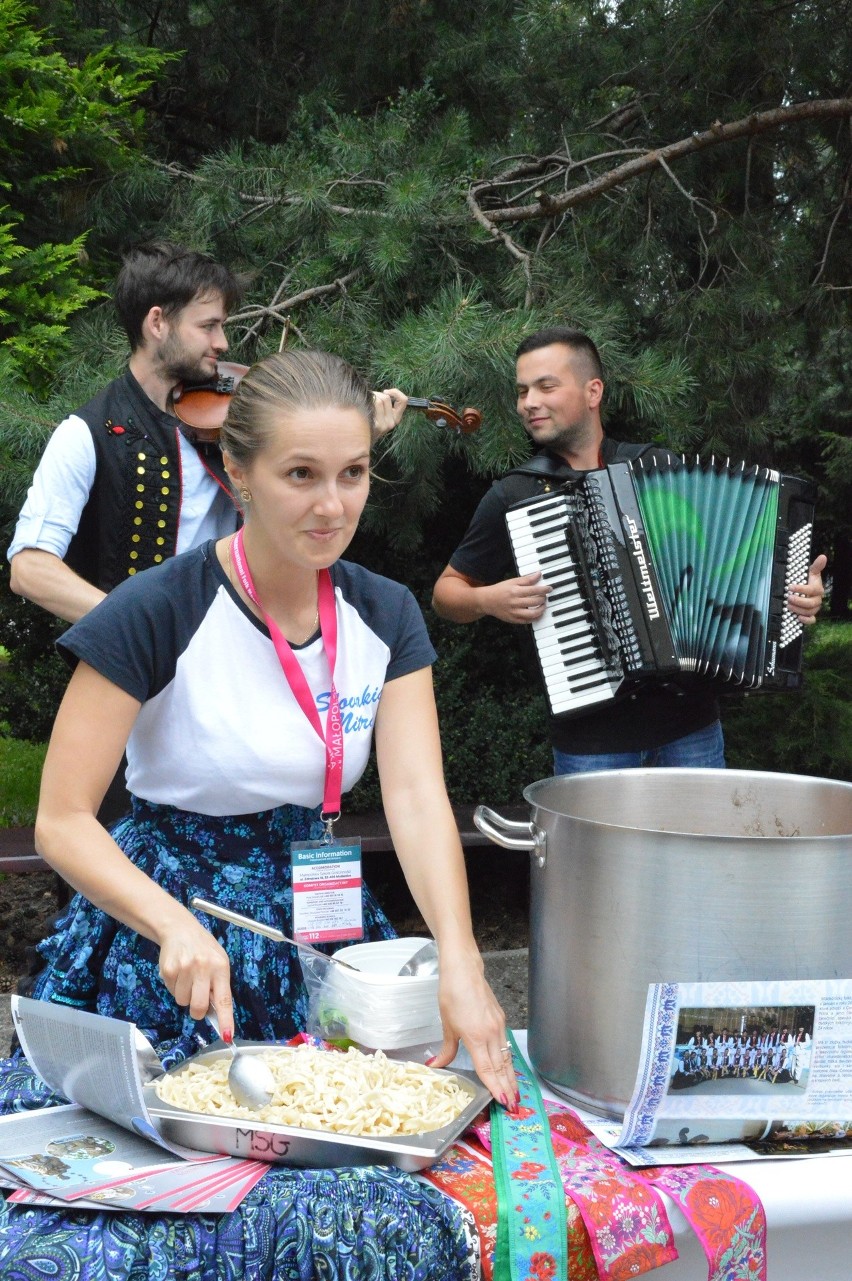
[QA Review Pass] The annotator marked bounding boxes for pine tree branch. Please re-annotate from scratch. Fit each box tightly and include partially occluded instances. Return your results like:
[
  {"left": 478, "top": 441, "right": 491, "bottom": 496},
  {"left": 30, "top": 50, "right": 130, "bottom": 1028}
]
[
  {"left": 326, "top": 178, "right": 388, "bottom": 193},
  {"left": 0, "top": 398, "right": 55, "bottom": 431},
  {"left": 479, "top": 99, "right": 852, "bottom": 224},
  {"left": 153, "top": 160, "right": 203, "bottom": 181},
  {"left": 656, "top": 155, "right": 718, "bottom": 234},
  {"left": 237, "top": 193, "right": 394, "bottom": 218},
  {"left": 587, "top": 97, "right": 650, "bottom": 134},
  {"left": 150, "top": 160, "right": 394, "bottom": 218},
  {"left": 464, "top": 190, "right": 534, "bottom": 306},
  {"left": 476, "top": 150, "right": 647, "bottom": 205},
  {"left": 236, "top": 269, "right": 299, "bottom": 342},
  {"left": 811, "top": 169, "right": 851, "bottom": 288},
  {"left": 228, "top": 271, "right": 362, "bottom": 335}
]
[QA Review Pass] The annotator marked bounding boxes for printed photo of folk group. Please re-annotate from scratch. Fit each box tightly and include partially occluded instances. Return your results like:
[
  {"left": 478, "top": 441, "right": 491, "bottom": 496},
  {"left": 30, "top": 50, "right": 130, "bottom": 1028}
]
[{"left": 669, "top": 1005, "right": 814, "bottom": 1096}]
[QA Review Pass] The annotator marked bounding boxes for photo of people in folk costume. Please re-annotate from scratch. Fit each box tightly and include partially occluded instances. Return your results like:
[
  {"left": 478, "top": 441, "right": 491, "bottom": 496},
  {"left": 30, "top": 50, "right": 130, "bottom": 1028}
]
[{"left": 670, "top": 1006, "right": 814, "bottom": 1095}]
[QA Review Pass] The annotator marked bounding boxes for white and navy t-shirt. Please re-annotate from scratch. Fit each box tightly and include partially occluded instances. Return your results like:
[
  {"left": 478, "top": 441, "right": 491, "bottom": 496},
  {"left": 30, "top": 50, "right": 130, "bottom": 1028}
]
[{"left": 58, "top": 542, "right": 436, "bottom": 816}]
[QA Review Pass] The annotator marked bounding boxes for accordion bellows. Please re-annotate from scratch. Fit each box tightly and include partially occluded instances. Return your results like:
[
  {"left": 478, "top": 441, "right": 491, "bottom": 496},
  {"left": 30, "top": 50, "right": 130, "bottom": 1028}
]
[{"left": 506, "top": 456, "right": 816, "bottom": 719}]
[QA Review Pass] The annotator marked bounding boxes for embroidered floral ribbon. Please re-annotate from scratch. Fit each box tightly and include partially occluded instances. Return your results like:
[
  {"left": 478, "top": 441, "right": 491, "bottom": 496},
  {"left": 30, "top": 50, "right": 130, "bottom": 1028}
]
[
  {"left": 422, "top": 1136, "right": 599, "bottom": 1281},
  {"left": 490, "top": 1030, "right": 568, "bottom": 1281},
  {"left": 545, "top": 1108, "right": 766, "bottom": 1281},
  {"left": 543, "top": 1109, "right": 678, "bottom": 1279},
  {"left": 422, "top": 1044, "right": 767, "bottom": 1281},
  {"left": 637, "top": 1164, "right": 767, "bottom": 1280}
]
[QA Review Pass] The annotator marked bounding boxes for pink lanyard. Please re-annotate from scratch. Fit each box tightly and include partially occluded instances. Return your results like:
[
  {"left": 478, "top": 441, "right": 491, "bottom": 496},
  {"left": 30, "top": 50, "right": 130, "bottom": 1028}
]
[{"left": 230, "top": 529, "right": 343, "bottom": 830}]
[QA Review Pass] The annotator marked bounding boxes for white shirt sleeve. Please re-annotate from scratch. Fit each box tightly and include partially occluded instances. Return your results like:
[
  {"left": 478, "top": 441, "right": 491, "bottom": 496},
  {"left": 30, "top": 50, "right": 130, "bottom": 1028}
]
[{"left": 7, "top": 416, "right": 97, "bottom": 561}]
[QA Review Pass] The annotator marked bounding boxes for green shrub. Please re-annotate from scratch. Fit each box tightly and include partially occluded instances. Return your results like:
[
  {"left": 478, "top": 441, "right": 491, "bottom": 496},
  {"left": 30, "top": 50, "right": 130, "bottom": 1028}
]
[
  {"left": 722, "top": 623, "right": 852, "bottom": 780},
  {"left": 432, "top": 616, "right": 551, "bottom": 804},
  {"left": 0, "top": 735, "right": 46, "bottom": 827},
  {"left": 0, "top": 579, "right": 68, "bottom": 742}
]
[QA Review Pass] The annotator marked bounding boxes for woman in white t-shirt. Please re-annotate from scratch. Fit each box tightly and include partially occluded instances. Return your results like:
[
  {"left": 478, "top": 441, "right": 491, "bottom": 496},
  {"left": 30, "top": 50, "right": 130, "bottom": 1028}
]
[{"left": 0, "top": 351, "right": 515, "bottom": 1281}]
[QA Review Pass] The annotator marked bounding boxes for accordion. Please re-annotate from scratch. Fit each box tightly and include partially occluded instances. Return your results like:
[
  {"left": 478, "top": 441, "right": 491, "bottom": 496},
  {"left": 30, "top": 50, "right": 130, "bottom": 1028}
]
[{"left": 505, "top": 455, "right": 816, "bottom": 719}]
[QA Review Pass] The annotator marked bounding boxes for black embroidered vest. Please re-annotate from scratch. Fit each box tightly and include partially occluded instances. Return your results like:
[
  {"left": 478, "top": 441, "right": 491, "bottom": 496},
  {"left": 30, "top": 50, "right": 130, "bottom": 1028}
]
[{"left": 65, "top": 369, "right": 237, "bottom": 592}]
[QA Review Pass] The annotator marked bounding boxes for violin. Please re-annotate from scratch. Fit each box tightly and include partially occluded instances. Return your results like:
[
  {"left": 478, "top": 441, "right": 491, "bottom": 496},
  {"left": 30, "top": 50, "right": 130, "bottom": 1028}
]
[
  {"left": 172, "top": 362, "right": 482, "bottom": 441},
  {"left": 404, "top": 398, "right": 482, "bottom": 436},
  {"left": 172, "top": 361, "right": 249, "bottom": 443}
]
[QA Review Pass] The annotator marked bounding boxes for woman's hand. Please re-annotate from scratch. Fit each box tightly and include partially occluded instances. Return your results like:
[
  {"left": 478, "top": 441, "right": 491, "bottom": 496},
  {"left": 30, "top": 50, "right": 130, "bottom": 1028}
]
[
  {"left": 157, "top": 909, "right": 235, "bottom": 1042},
  {"left": 429, "top": 948, "right": 519, "bottom": 1108}
]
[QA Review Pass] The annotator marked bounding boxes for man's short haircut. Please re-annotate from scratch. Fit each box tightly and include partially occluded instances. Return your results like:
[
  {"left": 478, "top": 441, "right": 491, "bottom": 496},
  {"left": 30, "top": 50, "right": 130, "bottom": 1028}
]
[
  {"left": 114, "top": 241, "right": 243, "bottom": 349},
  {"left": 514, "top": 327, "right": 604, "bottom": 382}
]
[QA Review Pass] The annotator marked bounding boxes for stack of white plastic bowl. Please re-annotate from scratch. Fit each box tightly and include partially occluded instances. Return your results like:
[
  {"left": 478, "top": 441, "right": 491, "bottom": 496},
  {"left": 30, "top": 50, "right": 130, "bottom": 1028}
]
[{"left": 323, "top": 938, "right": 442, "bottom": 1059}]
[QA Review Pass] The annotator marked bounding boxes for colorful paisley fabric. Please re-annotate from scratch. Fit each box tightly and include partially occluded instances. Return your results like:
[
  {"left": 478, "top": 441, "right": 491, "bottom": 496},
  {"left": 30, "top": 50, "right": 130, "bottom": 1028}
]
[{"left": 0, "top": 1163, "right": 476, "bottom": 1281}]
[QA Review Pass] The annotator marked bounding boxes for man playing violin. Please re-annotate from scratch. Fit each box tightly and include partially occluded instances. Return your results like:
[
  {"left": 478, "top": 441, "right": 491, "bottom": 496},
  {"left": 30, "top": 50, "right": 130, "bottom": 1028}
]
[
  {"left": 9, "top": 242, "right": 245, "bottom": 624},
  {"left": 8, "top": 240, "right": 412, "bottom": 625}
]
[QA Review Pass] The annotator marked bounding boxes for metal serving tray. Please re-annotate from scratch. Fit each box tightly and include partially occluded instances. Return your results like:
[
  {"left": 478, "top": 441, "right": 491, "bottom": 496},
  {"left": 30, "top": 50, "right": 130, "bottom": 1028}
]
[{"left": 143, "top": 1045, "right": 490, "bottom": 1173}]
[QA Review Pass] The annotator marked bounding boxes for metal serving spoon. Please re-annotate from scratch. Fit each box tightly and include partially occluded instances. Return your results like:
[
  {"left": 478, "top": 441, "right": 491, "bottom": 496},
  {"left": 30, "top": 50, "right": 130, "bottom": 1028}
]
[
  {"left": 190, "top": 896, "right": 360, "bottom": 971},
  {"left": 206, "top": 1010, "right": 276, "bottom": 1111},
  {"left": 397, "top": 939, "right": 439, "bottom": 977}
]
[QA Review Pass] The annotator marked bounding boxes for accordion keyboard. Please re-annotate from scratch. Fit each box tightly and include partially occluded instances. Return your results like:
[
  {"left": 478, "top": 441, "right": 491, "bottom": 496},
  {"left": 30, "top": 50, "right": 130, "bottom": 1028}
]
[
  {"left": 506, "top": 492, "right": 623, "bottom": 715},
  {"left": 779, "top": 522, "right": 812, "bottom": 649}
]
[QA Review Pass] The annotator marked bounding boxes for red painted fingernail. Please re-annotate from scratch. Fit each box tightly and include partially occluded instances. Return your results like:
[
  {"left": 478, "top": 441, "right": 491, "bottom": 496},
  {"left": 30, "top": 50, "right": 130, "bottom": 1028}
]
[
  {"left": 222, "top": 1029, "right": 233, "bottom": 1044},
  {"left": 425, "top": 1056, "right": 438, "bottom": 1066},
  {"left": 499, "top": 1093, "right": 509, "bottom": 1108}
]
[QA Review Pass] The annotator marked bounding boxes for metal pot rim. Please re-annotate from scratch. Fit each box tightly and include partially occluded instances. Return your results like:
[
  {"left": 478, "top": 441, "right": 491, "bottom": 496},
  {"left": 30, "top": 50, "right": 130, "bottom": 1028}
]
[{"left": 521, "top": 766, "right": 852, "bottom": 842}]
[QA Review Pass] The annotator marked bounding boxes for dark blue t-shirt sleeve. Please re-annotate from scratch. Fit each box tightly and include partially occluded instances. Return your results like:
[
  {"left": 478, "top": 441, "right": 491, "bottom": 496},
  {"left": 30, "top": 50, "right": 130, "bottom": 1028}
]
[
  {"left": 385, "top": 585, "right": 437, "bottom": 681},
  {"left": 57, "top": 547, "right": 215, "bottom": 702}
]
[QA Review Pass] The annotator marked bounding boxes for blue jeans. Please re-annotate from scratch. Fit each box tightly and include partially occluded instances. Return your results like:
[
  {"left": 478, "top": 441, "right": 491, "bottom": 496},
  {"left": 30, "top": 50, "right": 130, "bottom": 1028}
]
[{"left": 552, "top": 719, "right": 726, "bottom": 775}]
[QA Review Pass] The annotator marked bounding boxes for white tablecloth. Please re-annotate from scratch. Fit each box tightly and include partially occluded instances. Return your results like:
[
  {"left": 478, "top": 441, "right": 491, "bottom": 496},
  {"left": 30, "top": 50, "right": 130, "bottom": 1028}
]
[{"left": 512, "top": 1031, "right": 852, "bottom": 1279}]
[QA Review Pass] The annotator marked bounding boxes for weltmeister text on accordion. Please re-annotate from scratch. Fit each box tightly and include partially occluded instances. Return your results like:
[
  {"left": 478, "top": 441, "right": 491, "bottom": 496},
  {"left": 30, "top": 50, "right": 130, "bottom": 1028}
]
[{"left": 505, "top": 457, "right": 816, "bottom": 719}]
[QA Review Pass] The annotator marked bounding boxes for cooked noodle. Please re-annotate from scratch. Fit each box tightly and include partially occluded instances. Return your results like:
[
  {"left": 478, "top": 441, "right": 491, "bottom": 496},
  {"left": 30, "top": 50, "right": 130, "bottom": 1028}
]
[{"left": 154, "top": 1044, "right": 468, "bottom": 1135}]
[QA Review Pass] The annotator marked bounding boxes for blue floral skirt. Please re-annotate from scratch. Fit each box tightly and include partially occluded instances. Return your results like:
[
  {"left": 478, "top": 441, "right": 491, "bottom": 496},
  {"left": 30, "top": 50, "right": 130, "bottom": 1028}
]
[{"left": 0, "top": 800, "right": 474, "bottom": 1280}]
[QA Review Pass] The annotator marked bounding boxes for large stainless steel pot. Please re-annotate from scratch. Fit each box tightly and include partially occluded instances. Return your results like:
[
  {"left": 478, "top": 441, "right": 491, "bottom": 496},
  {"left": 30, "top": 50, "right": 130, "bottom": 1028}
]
[{"left": 475, "top": 768, "right": 852, "bottom": 1118}]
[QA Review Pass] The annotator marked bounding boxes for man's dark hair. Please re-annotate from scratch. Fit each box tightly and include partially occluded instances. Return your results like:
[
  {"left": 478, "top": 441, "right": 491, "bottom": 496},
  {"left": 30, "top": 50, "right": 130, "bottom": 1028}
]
[
  {"left": 114, "top": 241, "right": 243, "bottom": 349},
  {"left": 514, "top": 327, "right": 604, "bottom": 381}
]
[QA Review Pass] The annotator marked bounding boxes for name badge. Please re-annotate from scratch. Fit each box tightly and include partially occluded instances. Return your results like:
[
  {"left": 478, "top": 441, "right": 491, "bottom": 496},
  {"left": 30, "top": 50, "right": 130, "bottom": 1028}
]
[{"left": 290, "top": 839, "right": 364, "bottom": 944}]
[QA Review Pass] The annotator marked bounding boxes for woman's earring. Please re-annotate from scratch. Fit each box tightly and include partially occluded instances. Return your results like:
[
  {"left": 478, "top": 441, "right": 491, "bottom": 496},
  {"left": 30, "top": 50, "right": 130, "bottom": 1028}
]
[{"left": 239, "top": 486, "right": 252, "bottom": 503}]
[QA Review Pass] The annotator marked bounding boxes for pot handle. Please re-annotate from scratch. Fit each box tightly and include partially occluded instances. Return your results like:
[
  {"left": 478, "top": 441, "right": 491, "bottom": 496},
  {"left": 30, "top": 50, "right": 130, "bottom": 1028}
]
[{"left": 474, "top": 805, "right": 546, "bottom": 867}]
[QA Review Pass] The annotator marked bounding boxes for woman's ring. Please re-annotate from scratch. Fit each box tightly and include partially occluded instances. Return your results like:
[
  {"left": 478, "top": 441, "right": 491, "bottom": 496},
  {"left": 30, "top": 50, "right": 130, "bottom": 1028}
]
[{"left": 499, "top": 1045, "right": 512, "bottom": 1056}]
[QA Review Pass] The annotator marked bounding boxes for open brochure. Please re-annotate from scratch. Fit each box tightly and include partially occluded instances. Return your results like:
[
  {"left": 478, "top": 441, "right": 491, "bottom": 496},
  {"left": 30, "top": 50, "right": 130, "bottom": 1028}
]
[
  {"left": 0, "top": 1104, "right": 268, "bottom": 1212},
  {"left": 584, "top": 979, "right": 852, "bottom": 1164},
  {"left": 2, "top": 997, "right": 267, "bottom": 1210},
  {"left": 10, "top": 995, "right": 204, "bottom": 1157}
]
